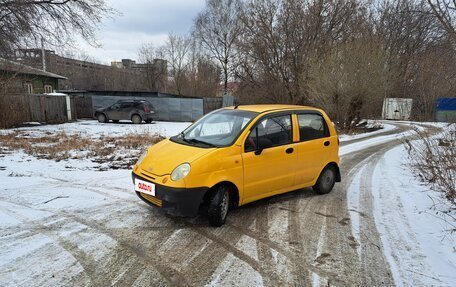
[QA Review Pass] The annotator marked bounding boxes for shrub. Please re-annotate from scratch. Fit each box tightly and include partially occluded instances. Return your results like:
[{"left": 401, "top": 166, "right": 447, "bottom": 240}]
[{"left": 404, "top": 124, "right": 456, "bottom": 205}]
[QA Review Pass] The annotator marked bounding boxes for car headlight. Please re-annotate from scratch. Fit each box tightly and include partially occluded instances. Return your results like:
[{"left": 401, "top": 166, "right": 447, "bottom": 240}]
[
  {"left": 171, "top": 163, "right": 191, "bottom": 181},
  {"left": 135, "top": 149, "right": 148, "bottom": 166}
]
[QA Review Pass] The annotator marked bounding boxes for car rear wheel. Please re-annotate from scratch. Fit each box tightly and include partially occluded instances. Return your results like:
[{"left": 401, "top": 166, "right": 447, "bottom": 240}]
[
  {"left": 313, "top": 166, "right": 336, "bottom": 194},
  {"left": 208, "top": 186, "right": 230, "bottom": 227},
  {"left": 97, "top": 113, "right": 106, "bottom": 123},
  {"left": 131, "top": 114, "right": 142, "bottom": 124}
]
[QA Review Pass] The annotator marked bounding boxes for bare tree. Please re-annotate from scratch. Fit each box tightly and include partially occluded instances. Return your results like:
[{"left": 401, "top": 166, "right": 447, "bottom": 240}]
[
  {"left": 0, "top": 0, "right": 115, "bottom": 55},
  {"left": 307, "top": 37, "right": 391, "bottom": 128},
  {"left": 427, "top": 0, "right": 456, "bottom": 41},
  {"left": 137, "top": 44, "right": 167, "bottom": 92},
  {"left": 236, "top": 0, "right": 359, "bottom": 104},
  {"left": 194, "top": 0, "right": 242, "bottom": 96},
  {"left": 162, "top": 34, "right": 191, "bottom": 95}
]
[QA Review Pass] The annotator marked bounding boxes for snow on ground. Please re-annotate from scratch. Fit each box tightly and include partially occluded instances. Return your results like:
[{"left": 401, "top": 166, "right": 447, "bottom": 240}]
[
  {"left": 0, "top": 120, "right": 191, "bottom": 139},
  {"left": 339, "top": 129, "right": 414, "bottom": 156},
  {"left": 339, "top": 121, "right": 397, "bottom": 142},
  {"left": 348, "top": 144, "right": 456, "bottom": 287},
  {"left": 1, "top": 119, "right": 454, "bottom": 286}
]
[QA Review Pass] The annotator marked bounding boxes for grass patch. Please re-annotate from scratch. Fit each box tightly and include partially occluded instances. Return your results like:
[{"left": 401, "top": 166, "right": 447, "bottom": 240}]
[{"left": 0, "top": 130, "right": 164, "bottom": 170}]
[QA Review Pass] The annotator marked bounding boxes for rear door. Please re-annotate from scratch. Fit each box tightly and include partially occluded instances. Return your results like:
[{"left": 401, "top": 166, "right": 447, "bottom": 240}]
[
  {"left": 242, "top": 113, "right": 297, "bottom": 203},
  {"left": 294, "top": 112, "right": 331, "bottom": 185},
  {"left": 119, "top": 101, "right": 134, "bottom": 120}
]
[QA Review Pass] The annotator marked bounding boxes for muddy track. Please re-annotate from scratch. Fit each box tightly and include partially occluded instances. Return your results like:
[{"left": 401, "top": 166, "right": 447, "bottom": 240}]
[{"left": 0, "top": 123, "right": 439, "bottom": 286}]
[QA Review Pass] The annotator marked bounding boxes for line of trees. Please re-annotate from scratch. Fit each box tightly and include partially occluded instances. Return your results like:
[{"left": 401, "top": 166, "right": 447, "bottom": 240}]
[
  {"left": 1, "top": 0, "right": 455, "bottom": 126},
  {"left": 140, "top": 0, "right": 456, "bottom": 126}
]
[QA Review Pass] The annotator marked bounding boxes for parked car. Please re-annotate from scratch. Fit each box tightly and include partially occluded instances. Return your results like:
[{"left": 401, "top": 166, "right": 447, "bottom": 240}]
[
  {"left": 132, "top": 105, "right": 340, "bottom": 226},
  {"left": 95, "top": 100, "right": 155, "bottom": 124}
]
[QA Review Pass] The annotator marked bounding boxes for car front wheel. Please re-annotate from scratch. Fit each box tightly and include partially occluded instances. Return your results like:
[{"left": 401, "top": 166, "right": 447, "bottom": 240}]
[
  {"left": 97, "top": 113, "right": 106, "bottom": 123},
  {"left": 313, "top": 166, "right": 336, "bottom": 194},
  {"left": 208, "top": 186, "right": 230, "bottom": 227}
]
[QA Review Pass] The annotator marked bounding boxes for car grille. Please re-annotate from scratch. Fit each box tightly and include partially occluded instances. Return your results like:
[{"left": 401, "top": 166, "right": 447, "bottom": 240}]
[{"left": 140, "top": 193, "right": 163, "bottom": 207}]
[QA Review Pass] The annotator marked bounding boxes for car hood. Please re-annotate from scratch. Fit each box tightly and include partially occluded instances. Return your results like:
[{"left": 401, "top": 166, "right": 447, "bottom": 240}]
[{"left": 139, "top": 139, "right": 214, "bottom": 176}]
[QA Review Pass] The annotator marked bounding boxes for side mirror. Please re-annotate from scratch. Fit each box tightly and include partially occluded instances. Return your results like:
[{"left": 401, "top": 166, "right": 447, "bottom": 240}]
[{"left": 254, "top": 137, "right": 273, "bottom": 155}]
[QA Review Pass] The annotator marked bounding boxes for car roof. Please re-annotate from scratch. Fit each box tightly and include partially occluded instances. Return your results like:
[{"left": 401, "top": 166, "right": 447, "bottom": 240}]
[
  {"left": 224, "top": 104, "right": 320, "bottom": 113},
  {"left": 117, "top": 100, "right": 147, "bottom": 103}
]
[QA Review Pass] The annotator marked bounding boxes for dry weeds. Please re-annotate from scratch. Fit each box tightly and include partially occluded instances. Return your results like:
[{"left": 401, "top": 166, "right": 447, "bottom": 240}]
[
  {"left": 404, "top": 124, "right": 456, "bottom": 206},
  {"left": 0, "top": 130, "right": 164, "bottom": 169}
]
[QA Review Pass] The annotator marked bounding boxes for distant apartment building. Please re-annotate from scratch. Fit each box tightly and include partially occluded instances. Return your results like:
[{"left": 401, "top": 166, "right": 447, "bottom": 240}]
[{"left": 14, "top": 49, "right": 167, "bottom": 92}]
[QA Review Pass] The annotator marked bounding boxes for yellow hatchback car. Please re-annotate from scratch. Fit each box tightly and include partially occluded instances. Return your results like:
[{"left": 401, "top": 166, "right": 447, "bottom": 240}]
[{"left": 132, "top": 105, "right": 340, "bottom": 226}]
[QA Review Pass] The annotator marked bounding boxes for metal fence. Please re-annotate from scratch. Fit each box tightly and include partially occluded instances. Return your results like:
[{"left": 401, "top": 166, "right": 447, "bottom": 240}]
[
  {"left": 203, "top": 97, "right": 223, "bottom": 114},
  {"left": 92, "top": 95, "right": 205, "bottom": 122}
]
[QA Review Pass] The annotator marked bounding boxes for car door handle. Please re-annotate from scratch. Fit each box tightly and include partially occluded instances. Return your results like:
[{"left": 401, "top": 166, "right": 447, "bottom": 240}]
[
  {"left": 324, "top": 141, "right": 330, "bottom": 146},
  {"left": 285, "top": 147, "right": 294, "bottom": 154}
]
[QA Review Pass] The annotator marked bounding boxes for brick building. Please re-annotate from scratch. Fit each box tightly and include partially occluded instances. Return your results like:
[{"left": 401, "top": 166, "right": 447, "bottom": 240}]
[{"left": 14, "top": 49, "right": 167, "bottom": 92}]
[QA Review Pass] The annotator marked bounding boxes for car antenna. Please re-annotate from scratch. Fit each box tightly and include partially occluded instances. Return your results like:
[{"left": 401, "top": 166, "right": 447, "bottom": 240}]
[{"left": 234, "top": 104, "right": 240, "bottom": 109}]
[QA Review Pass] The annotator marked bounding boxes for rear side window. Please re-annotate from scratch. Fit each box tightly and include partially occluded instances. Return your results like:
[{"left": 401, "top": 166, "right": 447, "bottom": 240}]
[
  {"left": 245, "top": 115, "right": 292, "bottom": 152},
  {"left": 120, "top": 102, "right": 133, "bottom": 108},
  {"left": 297, "top": 114, "right": 329, "bottom": 141}
]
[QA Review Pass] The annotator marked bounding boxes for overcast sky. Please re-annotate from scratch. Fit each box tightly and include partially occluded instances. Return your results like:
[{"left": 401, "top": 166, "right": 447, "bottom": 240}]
[{"left": 77, "top": 0, "right": 205, "bottom": 64}]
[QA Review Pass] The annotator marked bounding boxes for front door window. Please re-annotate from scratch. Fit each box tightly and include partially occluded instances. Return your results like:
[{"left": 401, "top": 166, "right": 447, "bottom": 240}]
[{"left": 245, "top": 115, "right": 292, "bottom": 152}]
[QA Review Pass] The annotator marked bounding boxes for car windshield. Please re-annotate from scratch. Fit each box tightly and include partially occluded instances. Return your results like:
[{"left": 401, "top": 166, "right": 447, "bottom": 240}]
[{"left": 173, "top": 109, "right": 258, "bottom": 147}]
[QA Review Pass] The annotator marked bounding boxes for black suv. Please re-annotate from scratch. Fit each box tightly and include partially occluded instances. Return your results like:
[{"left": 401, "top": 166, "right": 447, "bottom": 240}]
[{"left": 95, "top": 100, "right": 155, "bottom": 124}]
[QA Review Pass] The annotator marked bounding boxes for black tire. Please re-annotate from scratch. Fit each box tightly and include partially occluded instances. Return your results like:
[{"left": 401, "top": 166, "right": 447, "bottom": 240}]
[
  {"left": 313, "top": 166, "right": 336, "bottom": 194},
  {"left": 97, "top": 113, "right": 107, "bottom": 123},
  {"left": 208, "top": 186, "right": 230, "bottom": 227},
  {"left": 131, "top": 114, "right": 142, "bottom": 124},
  {"left": 145, "top": 119, "right": 152, "bottom": 124}
]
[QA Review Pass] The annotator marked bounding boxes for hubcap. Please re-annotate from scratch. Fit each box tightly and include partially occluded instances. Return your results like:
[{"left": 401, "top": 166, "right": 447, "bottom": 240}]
[
  {"left": 220, "top": 192, "right": 229, "bottom": 219},
  {"left": 322, "top": 170, "right": 334, "bottom": 190}
]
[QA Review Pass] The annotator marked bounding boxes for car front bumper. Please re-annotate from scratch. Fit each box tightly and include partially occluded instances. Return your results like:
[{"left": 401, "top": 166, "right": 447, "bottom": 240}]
[{"left": 132, "top": 172, "right": 209, "bottom": 217}]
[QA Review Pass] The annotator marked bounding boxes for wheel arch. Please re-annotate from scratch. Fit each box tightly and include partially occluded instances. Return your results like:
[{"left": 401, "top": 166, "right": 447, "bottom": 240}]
[
  {"left": 95, "top": 111, "right": 108, "bottom": 120},
  {"left": 325, "top": 162, "right": 341, "bottom": 182},
  {"left": 131, "top": 113, "right": 142, "bottom": 121},
  {"left": 203, "top": 181, "right": 240, "bottom": 209}
]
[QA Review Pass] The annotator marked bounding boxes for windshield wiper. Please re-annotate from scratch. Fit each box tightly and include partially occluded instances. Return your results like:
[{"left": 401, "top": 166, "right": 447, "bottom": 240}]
[
  {"left": 178, "top": 132, "right": 216, "bottom": 147},
  {"left": 186, "top": 138, "right": 216, "bottom": 147}
]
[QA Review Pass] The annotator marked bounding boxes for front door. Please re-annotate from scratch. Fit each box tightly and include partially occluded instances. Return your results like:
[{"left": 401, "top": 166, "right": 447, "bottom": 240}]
[
  {"left": 242, "top": 114, "right": 297, "bottom": 203},
  {"left": 106, "top": 102, "right": 122, "bottom": 120}
]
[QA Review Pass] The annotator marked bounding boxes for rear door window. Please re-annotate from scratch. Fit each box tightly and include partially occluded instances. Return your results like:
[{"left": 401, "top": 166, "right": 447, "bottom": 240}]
[
  {"left": 297, "top": 114, "right": 329, "bottom": 141},
  {"left": 120, "top": 102, "right": 133, "bottom": 108},
  {"left": 245, "top": 114, "right": 292, "bottom": 152}
]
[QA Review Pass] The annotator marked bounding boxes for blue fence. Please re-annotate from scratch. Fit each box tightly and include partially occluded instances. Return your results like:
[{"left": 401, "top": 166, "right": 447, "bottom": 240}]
[{"left": 436, "top": 98, "right": 456, "bottom": 122}]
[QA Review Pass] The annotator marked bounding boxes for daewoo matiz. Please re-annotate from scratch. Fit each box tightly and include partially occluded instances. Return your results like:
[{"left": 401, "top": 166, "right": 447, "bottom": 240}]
[{"left": 132, "top": 105, "right": 340, "bottom": 226}]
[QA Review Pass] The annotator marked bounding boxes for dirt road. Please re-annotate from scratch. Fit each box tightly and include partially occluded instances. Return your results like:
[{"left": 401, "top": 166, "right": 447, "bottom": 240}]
[{"left": 0, "top": 123, "right": 433, "bottom": 286}]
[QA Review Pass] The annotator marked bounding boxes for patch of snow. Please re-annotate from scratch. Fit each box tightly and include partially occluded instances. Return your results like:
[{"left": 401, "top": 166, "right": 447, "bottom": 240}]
[
  {"left": 5, "top": 119, "right": 191, "bottom": 139},
  {"left": 339, "top": 122, "right": 397, "bottom": 142},
  {"left": 347, "top": 161, "right": 372, "bottom": 259},
  {"left": 370, "top": 146, "right": 456, "bottom": 286},
  {"left": 340, "top": 129, "right": 413, "bottom": 156},
  {"left": 205, "top": 253, "right": 263, "bottom": 287},
  {"left": 311, "top": 272, "right": 320, "bottom": 287},
  {"left": 235, "top": 235, "right": 259, "bottom": 262}
]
